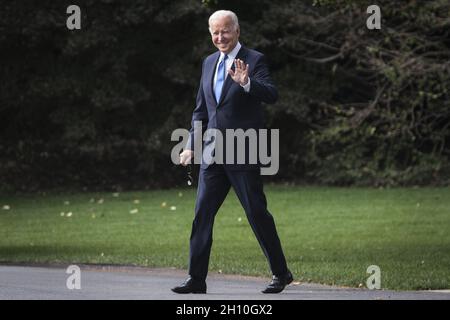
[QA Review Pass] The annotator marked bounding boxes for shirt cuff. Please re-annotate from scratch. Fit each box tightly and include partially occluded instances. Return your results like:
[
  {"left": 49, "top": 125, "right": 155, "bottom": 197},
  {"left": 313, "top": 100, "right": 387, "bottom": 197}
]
[{"left": 240, "top": 77, "right": 251, "bottom": 92}]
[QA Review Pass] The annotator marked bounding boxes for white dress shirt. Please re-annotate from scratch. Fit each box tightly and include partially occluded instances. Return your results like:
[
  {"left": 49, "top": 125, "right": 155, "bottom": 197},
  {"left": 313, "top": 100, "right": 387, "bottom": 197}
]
[{"left": 213, "top": 42, "right": 251, "bottom": 92}]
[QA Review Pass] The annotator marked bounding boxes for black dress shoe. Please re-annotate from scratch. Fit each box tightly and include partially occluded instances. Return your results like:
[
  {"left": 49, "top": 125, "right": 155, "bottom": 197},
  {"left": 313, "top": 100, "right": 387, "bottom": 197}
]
[
  {"left": 171, "top": 277, "right": 207, "bottom": 294},
  {"left": 262, "top": 271, "right": 293, "bottom": 294}
]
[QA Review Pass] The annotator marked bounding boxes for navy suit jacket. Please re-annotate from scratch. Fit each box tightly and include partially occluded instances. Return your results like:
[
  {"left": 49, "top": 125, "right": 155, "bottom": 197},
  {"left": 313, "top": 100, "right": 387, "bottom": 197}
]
[{"left": 188, "top": 46, "right": 278, "bottom": 171}]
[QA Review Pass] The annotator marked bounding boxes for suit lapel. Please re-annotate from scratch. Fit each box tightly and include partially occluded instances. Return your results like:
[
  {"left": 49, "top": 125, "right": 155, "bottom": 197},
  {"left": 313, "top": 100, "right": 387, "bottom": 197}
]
[
  {"left": 206, "top": 52, "right": 220, "bottom": 106},
  {"left": 218, "top": 46, "right": 248, "bottom": 106}
]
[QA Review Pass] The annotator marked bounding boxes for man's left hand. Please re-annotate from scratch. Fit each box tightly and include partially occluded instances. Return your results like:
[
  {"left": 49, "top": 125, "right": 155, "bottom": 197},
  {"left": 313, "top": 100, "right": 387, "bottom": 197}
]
[{"left": 229, "top": 59, "right": 249, "bottom": 86}]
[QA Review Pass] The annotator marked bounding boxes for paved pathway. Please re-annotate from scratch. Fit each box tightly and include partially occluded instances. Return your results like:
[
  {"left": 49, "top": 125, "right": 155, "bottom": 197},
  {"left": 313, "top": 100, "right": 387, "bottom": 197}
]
[{"left": 1, "top": 264, "right": 449, "bottom": 300}]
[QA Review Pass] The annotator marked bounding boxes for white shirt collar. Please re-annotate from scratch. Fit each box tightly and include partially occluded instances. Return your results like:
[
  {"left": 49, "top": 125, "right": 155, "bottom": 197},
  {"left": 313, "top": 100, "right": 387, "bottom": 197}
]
[{"left": 220, "top": 42, "right": 241, "bottom": 61}]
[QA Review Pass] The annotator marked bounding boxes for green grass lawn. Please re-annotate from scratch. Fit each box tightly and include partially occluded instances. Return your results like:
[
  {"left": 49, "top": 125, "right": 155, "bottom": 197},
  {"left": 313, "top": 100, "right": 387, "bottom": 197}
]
[{"left": 1, "top": 186, "right": 449, "bottom": 290}]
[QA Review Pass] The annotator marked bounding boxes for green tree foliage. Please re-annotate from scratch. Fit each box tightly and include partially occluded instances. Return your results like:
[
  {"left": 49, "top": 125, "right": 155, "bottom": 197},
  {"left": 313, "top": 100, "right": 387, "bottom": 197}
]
[
  {"left": 0, "top": 0, "right": 448, "bottom": 190},
  {"left": 236, "top": 0, "right": 450, "bottom": 185},
  {"left": 0, "top": 0, "right": 211, "bottom": 190}
]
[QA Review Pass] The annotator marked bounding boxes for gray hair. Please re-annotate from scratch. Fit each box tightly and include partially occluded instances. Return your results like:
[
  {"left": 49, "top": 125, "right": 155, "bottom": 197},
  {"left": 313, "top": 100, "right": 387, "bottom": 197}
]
[{"left": 208, "top": 10, "right": 239, "bottom": 32}]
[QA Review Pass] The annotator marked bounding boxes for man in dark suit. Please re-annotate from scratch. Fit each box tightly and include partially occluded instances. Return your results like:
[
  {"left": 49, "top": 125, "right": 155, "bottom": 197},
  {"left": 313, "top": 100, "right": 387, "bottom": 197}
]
[{"left": 172, "top": 10, "right": 292, "bottom": 294}]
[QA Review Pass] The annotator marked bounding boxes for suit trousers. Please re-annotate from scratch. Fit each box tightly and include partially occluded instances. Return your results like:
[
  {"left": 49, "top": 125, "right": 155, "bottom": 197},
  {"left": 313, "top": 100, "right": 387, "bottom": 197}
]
[{"left": 188, "top": 164, "right": 288, "bottom": 280}]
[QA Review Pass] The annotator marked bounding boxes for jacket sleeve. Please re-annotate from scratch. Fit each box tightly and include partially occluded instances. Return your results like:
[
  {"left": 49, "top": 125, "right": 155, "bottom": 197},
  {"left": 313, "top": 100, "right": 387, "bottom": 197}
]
[
  {"left": 248, "top": 54, "right": 278, "bottom": 104},
  {"left": 186, "top": 59, "right": 208, "bottom": 150}
]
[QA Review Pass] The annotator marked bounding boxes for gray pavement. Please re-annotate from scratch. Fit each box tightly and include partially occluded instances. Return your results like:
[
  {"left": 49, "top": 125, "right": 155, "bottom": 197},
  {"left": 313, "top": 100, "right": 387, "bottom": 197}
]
[{"left": 0, "top": 264, "right": 449, "bottom": 300}]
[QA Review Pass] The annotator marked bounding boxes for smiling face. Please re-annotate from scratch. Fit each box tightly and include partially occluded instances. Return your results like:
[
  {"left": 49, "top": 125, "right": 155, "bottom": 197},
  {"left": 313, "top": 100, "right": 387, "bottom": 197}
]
[{"left": 209, "top": 15, "right": 239, "bottom": 54}]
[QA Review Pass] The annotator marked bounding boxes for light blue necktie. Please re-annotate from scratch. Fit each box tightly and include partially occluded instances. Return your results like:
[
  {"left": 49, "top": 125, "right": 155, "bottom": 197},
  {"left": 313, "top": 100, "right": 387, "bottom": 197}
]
[{"left": 214, "top": 54, "right": 228, "bottom": 103}]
